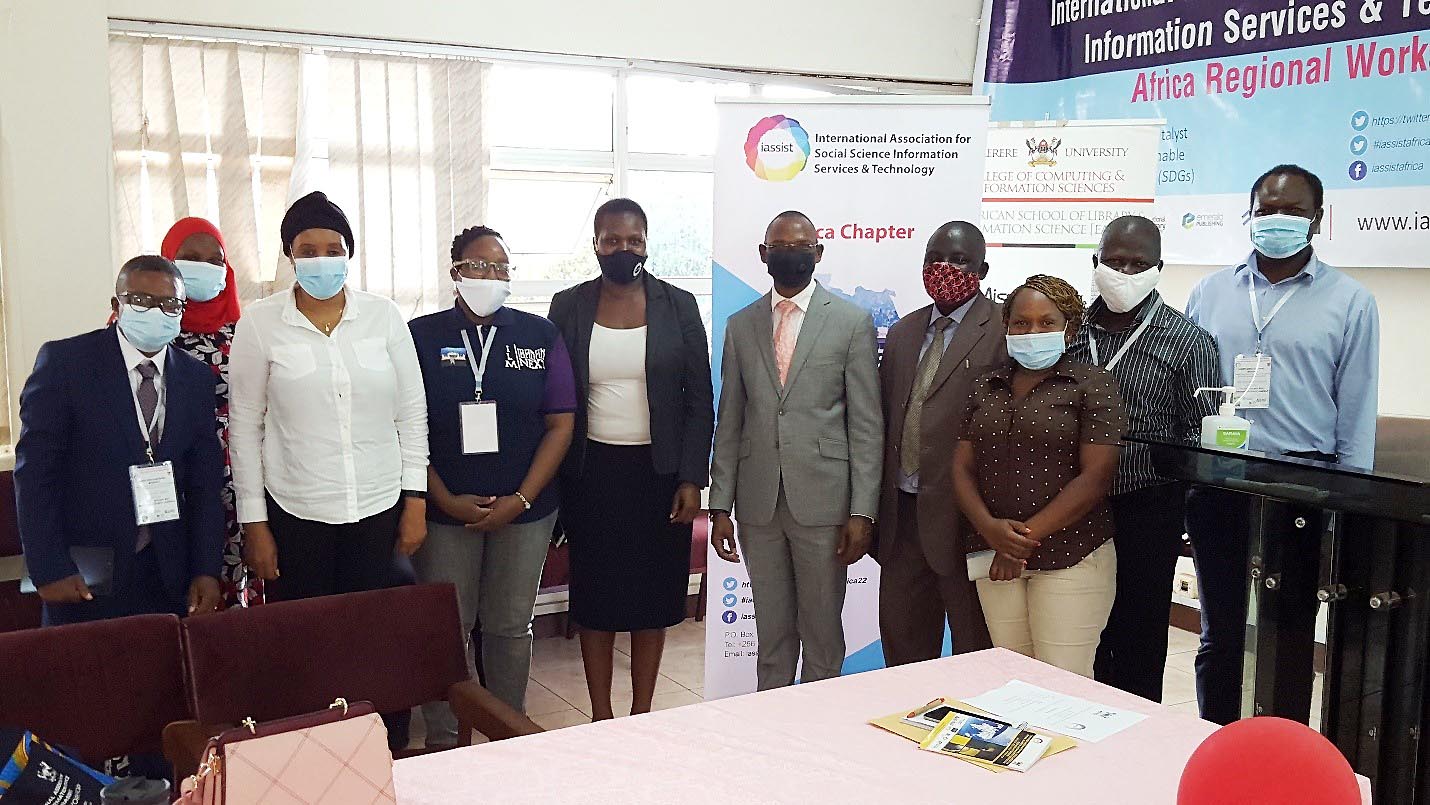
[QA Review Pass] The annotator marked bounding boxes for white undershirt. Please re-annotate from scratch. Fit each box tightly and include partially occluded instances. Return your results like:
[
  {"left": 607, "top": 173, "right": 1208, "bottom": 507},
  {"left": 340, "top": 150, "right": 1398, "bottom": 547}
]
[{"left": 586, "top": 324, "right": 652, "bottom": 446}]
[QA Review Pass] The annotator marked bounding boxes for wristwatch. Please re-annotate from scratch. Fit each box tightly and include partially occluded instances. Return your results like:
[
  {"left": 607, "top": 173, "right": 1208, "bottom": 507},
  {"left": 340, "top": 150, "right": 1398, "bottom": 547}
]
[
  {"left": 402, "top": 490, "right": 427, "bottom": 500},
  {"left": 512, "top": 491, "right": 533, "bottom": 511}
]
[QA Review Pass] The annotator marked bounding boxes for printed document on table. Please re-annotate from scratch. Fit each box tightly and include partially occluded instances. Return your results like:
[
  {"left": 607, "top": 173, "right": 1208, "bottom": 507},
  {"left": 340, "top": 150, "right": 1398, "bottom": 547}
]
[{"left": 962, "top": 680, "right": 1147, "bottom": 743}]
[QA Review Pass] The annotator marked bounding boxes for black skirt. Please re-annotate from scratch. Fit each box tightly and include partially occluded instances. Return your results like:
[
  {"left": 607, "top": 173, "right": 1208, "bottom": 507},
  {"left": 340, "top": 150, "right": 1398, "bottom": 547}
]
[{"left": 566, "top": 440, "right": 691, "bottom": 631}]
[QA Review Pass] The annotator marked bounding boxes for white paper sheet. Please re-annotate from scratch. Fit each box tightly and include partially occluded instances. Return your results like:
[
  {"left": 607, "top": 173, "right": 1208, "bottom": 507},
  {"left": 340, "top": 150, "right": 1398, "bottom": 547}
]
[{"left": 962, "top": 680, "right": 1148, "bottom": 743}]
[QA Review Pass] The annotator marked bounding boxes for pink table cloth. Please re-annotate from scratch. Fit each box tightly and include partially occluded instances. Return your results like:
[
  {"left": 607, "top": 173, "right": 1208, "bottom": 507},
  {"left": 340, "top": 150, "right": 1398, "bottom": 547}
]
[{"left": 395, "top": 647, "right": 1372, "bottom": 804}]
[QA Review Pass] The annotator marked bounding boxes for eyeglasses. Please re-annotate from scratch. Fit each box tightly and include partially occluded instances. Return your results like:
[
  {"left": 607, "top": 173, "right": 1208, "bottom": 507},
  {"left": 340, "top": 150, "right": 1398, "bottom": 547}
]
[
  {"left": 763, "top": 243, "right": 819, "bottom": 254},
  {"left": 118, "top": 292, "right": 185, "bottom": 317},
  {"left": 453, "top": 260, "right": 514, "bottom": 280}
]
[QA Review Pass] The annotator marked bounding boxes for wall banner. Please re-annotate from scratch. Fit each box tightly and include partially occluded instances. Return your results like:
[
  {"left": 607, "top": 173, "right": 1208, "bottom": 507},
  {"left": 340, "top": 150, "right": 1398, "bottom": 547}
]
[{"left": 980, "top": 1, "right": 1430, "bottom": 267}]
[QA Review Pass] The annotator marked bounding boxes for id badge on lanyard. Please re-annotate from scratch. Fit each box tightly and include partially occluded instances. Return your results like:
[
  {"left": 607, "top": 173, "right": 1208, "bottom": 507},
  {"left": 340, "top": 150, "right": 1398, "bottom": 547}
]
[
  {"left": 460, "top": 327, "right": 500, "bottom": 455},
  {"left": 1239, "top": 282, "right": 1298, "bottom": 410},
  {"left": 130, "top": 397, "right": 180, "bottom": 525}
]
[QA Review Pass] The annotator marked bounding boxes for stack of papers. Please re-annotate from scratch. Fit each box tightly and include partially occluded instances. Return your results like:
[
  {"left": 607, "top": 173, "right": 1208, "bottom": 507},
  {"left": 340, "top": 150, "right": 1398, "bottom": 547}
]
[{"left": 867, "top": 682, "right": 1148, "bottom": 774}]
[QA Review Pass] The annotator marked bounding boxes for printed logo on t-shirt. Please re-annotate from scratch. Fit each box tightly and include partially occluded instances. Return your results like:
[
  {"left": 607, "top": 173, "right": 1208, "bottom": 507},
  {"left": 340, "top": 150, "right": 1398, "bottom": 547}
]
[{"left": 506, "top": 344, "right": 546, "bottom": 370}]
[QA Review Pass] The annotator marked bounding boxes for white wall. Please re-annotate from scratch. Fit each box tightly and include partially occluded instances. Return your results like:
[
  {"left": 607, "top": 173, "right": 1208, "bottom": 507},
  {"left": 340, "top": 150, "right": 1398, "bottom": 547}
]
[{"left": 0, "top": 0, "right": 116, "bottom": 439}]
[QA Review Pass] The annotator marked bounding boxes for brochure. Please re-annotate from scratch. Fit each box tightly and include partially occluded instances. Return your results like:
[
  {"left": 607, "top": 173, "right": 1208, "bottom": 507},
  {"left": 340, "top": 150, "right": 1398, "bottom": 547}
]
[{"left": 917, "top": 710, "right": 1052, "bottom": 772}]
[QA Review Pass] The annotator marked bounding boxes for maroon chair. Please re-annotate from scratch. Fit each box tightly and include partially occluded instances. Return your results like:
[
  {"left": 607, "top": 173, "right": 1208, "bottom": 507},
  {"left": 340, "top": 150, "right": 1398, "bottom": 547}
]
[
  {"left": 164, "top": 583, "right": 539, "bottom": 776},
  {"left": 0, "top": 614, "right": 189, "bottom": 764}
]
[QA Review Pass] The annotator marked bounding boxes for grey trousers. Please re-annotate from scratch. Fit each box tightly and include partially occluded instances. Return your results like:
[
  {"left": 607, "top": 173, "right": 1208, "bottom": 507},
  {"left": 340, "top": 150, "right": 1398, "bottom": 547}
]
[
  {"left": 738, "top": 489, "right": 847, "bottom": 691},
  {"left": 411, "top": 513, "right": 554, "bottom": 745}
]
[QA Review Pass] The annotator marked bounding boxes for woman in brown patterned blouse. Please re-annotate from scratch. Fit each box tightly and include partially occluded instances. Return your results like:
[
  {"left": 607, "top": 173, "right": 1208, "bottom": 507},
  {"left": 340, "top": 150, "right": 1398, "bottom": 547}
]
[{"left": 953, "top": 275, "right": 1126, "bottom": 677}]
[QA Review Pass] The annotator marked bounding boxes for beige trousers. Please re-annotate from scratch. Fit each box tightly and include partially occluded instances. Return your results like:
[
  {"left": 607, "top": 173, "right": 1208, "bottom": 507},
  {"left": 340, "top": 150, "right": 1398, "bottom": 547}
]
[{"left": 975, "top": 540, "right": 1117, "bottom": 678}]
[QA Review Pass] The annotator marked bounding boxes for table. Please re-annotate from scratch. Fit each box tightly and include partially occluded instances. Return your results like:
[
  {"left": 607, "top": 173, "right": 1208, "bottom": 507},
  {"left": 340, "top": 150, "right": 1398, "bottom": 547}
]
[{"left": 394, "top": 648, "right": 1372, "bottom": 804}]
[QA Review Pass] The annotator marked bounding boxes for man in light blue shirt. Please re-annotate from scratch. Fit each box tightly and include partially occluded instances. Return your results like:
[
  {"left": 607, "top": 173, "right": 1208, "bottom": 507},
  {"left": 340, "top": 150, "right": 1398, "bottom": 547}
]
[{"left": 1184, "top": 164, "right": 1380, "bottom": 725}]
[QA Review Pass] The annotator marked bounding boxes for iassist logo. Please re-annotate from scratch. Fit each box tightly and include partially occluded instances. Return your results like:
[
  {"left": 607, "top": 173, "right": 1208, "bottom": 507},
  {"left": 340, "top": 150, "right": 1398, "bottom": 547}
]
[{"left": 745, "top": 115, "right": 811, "bottom": 181}]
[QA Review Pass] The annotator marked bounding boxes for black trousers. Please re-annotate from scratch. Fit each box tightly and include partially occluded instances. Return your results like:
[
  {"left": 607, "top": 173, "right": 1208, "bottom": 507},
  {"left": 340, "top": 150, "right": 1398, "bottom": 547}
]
[
  {"left": 1093, "top": 483, "right": 1186, "bottom": 702},
  {"left": 265, "top": 493, "right": 412, "bottom": 749}
]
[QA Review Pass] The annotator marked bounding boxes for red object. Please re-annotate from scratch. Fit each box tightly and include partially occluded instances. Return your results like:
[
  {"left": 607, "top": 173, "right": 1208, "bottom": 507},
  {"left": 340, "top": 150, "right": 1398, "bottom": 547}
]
[
  {"left": 1178, "top": 717, "right": 1361, "bottom": 805},
  {"left": 160, "top": 217, "right": 242, "bottom": 335},
  {"left": 0, "top": 614, "right": 190, "bottom": 763}
]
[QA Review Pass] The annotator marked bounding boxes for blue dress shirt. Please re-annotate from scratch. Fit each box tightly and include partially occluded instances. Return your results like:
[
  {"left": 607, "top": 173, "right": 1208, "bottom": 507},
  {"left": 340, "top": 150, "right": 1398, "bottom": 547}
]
[{"left": 1185, "top": 252, "right": 1380, "bottom": 470}]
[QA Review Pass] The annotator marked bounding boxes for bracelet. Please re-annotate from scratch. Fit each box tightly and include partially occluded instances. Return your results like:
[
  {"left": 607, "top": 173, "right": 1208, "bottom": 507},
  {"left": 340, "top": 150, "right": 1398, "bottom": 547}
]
[{"left": 512, "top": 492, "right": 532, "bottom": 511}]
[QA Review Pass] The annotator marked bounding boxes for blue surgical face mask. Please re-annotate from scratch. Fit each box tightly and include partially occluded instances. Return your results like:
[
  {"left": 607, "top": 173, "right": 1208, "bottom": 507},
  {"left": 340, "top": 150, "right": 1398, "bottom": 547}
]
[
  {"left": 118, "top": 305, "right": 182, "bottom": 352},
  {"left": 1006, "top": 330, "right": 1067, "bottom": 371},
  {"left": 174, "top": 259, "right": 227, "bottom": 302},
  {"left": 294, "top": 255, "right": 348, "bottom": 300},
  {"left": 1250, "top": 213, "right": 1313, "bottom": 260}
]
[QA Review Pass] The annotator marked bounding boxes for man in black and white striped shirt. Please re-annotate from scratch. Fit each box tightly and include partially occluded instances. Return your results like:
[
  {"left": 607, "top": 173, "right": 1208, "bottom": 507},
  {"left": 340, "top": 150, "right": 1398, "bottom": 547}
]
[{"left": 1068, "top": 215, "right": 1220, "bottom": 703}]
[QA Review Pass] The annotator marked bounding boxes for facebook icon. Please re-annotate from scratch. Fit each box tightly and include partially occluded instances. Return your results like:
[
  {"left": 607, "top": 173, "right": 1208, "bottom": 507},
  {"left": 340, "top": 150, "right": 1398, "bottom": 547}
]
[
  {"left": 1349, "top": 161, "right": 1367, "bottom": 181},
  {"left": 721, "top": 610, "right": 738, "bottom": 624}
]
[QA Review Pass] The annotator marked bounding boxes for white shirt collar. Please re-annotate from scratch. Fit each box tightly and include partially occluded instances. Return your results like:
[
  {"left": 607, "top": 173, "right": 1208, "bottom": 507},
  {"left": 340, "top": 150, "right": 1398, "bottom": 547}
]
[
  {"left": 772, "top": 280, "right": 818, "bottom": 313},
  {"left": 115, "top": 326, "right": 168, "bottom": 376}
]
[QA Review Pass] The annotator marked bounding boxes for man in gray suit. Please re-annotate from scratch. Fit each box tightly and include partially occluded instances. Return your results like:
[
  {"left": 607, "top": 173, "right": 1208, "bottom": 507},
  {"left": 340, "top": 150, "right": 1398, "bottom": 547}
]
[{"left": 709, "top": 210, "right": 883, "bottom": 690}]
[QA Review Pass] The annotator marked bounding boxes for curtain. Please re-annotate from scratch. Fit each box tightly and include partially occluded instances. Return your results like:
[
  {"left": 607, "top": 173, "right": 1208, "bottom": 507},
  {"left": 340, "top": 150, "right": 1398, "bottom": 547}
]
[
  {"left": 110, "top": 34, "right": 300, "bottom": 302},
  {"left": 315, "top": 52, "right": 487, "bottom": 317}
]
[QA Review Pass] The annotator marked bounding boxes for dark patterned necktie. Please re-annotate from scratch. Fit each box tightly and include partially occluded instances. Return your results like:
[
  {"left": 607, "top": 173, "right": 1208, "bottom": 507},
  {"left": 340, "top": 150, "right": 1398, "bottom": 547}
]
[
  {"left": 136, "top": 361, "right": 159, "bottom": 447},
  {"left": 900, "top": 317, "right": 952, "bottom": 478}
]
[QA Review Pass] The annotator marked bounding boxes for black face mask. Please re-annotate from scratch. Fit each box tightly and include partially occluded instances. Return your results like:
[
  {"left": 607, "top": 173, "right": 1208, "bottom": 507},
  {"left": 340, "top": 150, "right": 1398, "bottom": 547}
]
[
  {"left": 597, "top": 250, "right": 645, "bottom": 285},
  {"left": 765, "top": 249, "right": 816, "bottom": 288}
]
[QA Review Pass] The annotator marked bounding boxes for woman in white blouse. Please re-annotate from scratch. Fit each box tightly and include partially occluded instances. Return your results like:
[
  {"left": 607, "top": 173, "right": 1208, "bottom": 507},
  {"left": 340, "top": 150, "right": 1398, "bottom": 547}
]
[{"left": 229, "top": 191, "right": 428, "bottom": 604}]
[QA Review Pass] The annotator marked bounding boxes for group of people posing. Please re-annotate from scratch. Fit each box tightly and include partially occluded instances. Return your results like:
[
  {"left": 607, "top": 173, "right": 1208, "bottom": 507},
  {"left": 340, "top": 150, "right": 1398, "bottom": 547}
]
[{"left": 15, "top": 161, "right": 1377, "bottom": 746}]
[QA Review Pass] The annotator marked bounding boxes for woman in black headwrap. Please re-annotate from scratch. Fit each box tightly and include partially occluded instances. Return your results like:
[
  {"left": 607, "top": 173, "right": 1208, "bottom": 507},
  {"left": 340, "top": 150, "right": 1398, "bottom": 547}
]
[{"left": 228, "top": 191, "right": 429, "bottom": 606}]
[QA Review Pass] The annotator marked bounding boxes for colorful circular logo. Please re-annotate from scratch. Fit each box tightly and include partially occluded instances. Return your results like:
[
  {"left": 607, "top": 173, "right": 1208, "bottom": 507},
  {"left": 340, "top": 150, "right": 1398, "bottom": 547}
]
[{"left": 745, "top": 115, "right": 811, "bottom": 181}]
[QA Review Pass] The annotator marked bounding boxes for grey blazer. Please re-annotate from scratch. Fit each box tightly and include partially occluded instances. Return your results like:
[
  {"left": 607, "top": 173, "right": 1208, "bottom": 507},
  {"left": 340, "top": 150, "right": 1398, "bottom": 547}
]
[{"left": 709, "top": 283, "right": 883, "bottom": 528}]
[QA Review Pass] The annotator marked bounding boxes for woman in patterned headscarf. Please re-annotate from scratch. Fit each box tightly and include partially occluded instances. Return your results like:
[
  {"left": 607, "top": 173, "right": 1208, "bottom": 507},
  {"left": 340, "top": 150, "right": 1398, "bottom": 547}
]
[{"left": 160, "top": 217, "right": 253, "bottom": 607}]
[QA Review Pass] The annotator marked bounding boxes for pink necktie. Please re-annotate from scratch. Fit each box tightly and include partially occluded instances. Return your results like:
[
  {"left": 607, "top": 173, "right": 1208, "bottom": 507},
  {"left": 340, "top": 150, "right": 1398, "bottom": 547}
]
[{"left": 774, "top": 299, "right": 798, "bottom": 386}]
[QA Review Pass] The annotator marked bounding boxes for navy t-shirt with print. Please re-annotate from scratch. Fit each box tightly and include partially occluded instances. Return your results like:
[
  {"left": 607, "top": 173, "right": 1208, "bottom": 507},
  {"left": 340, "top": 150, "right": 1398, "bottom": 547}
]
[{"left": 409, "top": 305, "right": 577, "bottom": 525}]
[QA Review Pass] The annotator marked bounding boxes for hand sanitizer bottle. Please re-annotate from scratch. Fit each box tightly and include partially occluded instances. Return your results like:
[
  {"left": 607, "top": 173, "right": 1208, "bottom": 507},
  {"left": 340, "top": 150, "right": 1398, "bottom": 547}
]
[{"left": 1194, "top": 386, "right": 1251, "bottom": 450}]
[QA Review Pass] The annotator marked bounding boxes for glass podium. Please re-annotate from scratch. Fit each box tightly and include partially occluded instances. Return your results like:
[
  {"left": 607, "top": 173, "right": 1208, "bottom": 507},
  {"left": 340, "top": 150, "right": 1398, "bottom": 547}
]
[{"left": 1134, "top": 437, "right": 1430, "bottom": 803}]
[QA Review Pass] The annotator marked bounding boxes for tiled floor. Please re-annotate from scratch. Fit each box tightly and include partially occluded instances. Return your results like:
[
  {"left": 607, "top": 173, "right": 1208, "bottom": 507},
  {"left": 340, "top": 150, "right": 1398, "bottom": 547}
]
[{"left": 412, "top": 620, "right": 1210, "bottom": 745}]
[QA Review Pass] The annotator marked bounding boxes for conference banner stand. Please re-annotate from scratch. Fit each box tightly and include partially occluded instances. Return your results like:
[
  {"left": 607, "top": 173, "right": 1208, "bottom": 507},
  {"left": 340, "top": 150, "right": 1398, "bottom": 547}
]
[{"left": 705, "top": 96, "right": 990, "bottom": 700}]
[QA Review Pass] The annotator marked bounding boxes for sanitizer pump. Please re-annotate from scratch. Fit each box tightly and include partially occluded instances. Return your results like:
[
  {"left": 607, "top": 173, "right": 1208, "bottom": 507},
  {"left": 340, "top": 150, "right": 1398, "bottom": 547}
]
[{"left": 1194, "top": 386, "right": 1251, "bottom": 450}]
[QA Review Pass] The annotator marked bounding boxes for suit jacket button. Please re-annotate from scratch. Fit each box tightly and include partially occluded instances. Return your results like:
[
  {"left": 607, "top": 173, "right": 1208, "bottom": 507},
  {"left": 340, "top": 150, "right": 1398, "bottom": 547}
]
[{"left": 778, "top": 409, "right": 785, "bottom": 416}]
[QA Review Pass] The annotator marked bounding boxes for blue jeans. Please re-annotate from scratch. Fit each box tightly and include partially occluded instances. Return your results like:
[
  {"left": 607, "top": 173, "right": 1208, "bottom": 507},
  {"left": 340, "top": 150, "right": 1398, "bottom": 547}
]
[
  {"left": 1185, "top": 486, "right": 1251, "bottom": 725},
  {"left": 411, "top": 514, "right": 554, "bottom": 745}
]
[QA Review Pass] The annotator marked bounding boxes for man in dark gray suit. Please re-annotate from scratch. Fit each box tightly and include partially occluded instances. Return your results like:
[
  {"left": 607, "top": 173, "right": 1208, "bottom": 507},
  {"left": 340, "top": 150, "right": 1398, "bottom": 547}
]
[{"left": 709, "top": 210, "right": 883, "bottom": 690}]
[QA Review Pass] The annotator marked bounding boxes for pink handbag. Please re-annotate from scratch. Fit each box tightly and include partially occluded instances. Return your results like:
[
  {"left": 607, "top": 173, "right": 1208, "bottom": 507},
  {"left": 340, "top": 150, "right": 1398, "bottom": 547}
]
[{"left": 178, "top": 699, "right": 396, "bottom": 805}]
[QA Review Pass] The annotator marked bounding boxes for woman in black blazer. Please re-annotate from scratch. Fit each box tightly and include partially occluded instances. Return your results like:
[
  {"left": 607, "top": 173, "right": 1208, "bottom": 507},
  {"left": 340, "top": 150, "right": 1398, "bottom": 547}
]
[{"left": 549, "top": 198, "right": 715, "bottom": 720}]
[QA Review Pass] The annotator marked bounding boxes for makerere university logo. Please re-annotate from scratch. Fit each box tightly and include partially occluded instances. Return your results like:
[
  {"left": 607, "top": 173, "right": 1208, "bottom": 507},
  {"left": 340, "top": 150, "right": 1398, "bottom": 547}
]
[
  {"left": 745, "top": 115, "right": 811, "bottom": 181},
  {"left": 1026, "top": 137, "right": 1060, "bottom": 167}
]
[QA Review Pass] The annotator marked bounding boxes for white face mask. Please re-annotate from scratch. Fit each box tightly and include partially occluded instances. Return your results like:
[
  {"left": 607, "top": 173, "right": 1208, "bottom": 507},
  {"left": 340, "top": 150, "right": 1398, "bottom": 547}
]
[
  {"left": 455, "top": 276, "right": 510, "bottom": 317},
  {"left": 1093, "top": 263, "right": 1161, "bottom": 313}
]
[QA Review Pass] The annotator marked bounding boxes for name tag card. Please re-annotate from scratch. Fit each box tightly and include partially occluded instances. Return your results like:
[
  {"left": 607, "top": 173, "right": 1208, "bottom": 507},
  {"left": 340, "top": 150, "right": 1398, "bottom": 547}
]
[
  {"left": 460, "top": 400, "right": 500, "bottom": 455},
  {"left": 130, "top": 461, "right": 180, "bottom": 525},
  {"left": 1233, "top": 354, "right": 1272, "bottom": 409}
]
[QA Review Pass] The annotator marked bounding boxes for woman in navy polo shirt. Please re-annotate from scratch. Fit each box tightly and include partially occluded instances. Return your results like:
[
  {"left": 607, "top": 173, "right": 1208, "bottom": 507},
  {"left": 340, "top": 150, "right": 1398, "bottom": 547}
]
[{"left": 408, "top": 225, "right": 576, "bottom": 743}]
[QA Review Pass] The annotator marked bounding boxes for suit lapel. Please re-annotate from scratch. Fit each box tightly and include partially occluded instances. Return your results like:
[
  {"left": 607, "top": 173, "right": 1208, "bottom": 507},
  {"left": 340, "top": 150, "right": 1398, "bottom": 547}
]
[
  {"left": 572, "top": 280, "right": 600, "bottom": 390},
  {"left": 752, "top": 292, "right": 783, "bottom": 394},
  {"left": 927, "top": 294, "right": 995, "bottom": 397},
  {"left": 780, "top": 285, "right": 832, "bottom": 400},
  {"left": 643, "top": 275, "right": 669, "bottom": 381},
  {"left": 157, "top": 350, "right": 188, "bottom": 459},
  {"left": 101, "top": 327, "right": 148, "bottom": 463}
]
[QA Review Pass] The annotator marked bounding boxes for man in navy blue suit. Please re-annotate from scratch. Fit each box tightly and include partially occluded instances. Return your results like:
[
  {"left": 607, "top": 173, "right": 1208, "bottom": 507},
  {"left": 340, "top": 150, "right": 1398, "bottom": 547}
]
[{"left": 16, "top": 255, "right": 225, "bottom": 626}]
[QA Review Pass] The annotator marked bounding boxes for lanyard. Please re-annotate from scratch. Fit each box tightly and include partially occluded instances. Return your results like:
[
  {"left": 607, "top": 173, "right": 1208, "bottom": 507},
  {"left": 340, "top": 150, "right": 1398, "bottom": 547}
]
[
  {"left": 1248, "top": 280, "right": 1301, "bottom": 351},
  {"left": 134, "top": 376, "right": 164, "bottom": 463},
  {"left": 459, "top": 326, "right": 497, "bottom": 400},
  {"left": 1088, "top": 297, "right": 1161, "bottom": 371}
]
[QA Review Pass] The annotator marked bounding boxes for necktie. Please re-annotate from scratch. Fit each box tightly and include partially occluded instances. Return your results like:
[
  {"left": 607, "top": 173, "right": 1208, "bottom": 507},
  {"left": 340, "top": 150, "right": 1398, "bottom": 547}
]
[
  {"left": 135, "top": 360, "right": 159, "bottom": 553},
  {"left": 773, "top": 299, "right": 799, "bottom": 386},
  {"left": 900, "top": 316, "right": 953, "bottom": 478},
  {"left": 136, "top": 361, "right": 160, "bottom": 448}
]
